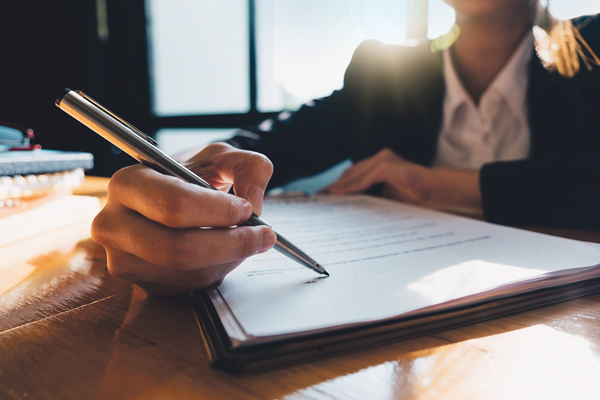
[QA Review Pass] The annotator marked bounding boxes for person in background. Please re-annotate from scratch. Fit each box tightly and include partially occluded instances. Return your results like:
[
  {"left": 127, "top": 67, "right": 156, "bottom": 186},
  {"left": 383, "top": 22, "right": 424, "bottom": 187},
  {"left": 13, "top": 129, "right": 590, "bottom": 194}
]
[{"left": 92, "top": 0, "right": 600, "bottom": 295}]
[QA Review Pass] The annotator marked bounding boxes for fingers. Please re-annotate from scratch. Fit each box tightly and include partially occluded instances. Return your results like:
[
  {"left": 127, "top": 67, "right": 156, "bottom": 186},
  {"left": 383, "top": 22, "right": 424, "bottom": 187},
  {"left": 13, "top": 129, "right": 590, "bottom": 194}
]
[
  {"left": 94, "top": 143, "right": 277, "bottom": 295},
  {"left": 105, "top": 250, "right": 241, "bottom": 296},
  {"left": 324, "top": 149, "right": 398, "bottom": 194},
  {"left": 328, "top": 166, "right": 385, "bottom": 194},
  {"left": 92, "top": 207, "right": 278, "bottom": 271},
  {"left": 108, "top": 165, "right": 253, "bottom": 228},
  {"left": 185, "top": 143, "right": 273, "bottom": 215}
]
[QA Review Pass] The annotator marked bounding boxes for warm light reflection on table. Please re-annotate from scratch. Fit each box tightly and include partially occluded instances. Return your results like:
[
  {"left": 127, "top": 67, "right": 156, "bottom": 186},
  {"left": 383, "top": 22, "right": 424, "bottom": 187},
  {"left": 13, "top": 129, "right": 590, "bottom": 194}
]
[
  {"left": 1, "top": 176, "right": 600, "bottom": 400},
  {"left": 288, "top": 324, "right": 600, "bottom": 400}
]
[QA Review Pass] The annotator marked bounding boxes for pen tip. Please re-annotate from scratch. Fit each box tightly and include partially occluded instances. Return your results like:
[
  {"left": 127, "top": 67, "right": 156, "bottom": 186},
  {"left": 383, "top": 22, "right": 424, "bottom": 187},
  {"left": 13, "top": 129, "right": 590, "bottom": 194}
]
[
  {"left": 314, "top": 262, "right": 329, "bottom": 276},
  {"left": 317, "top": 264, "right": 330, "bottom": 277}
]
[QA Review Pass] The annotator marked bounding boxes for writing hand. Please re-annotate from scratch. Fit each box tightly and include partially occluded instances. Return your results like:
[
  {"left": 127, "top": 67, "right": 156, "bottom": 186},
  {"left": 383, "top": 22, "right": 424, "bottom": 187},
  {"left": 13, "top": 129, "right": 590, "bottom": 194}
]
[{"left": 91, "top": 143, "right": 277, "bottom": 296}]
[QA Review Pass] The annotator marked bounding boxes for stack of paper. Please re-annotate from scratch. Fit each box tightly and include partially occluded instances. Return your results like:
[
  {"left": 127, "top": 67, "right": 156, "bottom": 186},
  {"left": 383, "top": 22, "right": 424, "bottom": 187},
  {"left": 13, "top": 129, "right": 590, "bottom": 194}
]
[{"left": 191, "top": 195, "right": 600, "bottom": 373}]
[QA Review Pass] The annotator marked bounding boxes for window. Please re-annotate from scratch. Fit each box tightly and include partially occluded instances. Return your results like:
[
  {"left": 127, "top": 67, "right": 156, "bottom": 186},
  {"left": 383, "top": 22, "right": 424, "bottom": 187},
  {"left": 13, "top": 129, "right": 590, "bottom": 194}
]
[
  {"left": 256, "top": 0, "right": 410, "bottom": 111},
  {"left": 146, "top": 0, "right": 250, "bottom": 116},
  {"left": 144, "top": 0, "right": 600, "bottom": 153},
  {"left": 550, "top": 0, "right": 600, "bottom": 20}
]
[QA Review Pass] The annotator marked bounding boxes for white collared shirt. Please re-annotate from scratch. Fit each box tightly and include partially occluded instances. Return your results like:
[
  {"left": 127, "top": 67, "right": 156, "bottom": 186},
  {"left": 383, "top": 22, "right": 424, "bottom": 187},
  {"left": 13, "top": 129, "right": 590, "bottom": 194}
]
[{"left": 433, "top": 31, "right": 534, "bottom": 170}]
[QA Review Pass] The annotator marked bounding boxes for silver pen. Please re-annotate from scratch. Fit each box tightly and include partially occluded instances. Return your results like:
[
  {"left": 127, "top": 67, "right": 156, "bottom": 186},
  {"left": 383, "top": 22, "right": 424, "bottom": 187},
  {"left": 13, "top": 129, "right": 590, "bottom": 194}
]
[{"left": 56, "top": 89, "right": 329, "bottom": 277}]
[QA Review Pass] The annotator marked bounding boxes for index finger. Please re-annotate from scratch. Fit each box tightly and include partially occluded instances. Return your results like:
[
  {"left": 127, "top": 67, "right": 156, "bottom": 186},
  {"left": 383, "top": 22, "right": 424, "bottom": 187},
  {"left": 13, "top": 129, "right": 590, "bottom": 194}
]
[
  {"left": 108, "top": 165, "right": 253, "bottom": 228},
  {"left": 185, "top": 143, "right": 273, "bottom": 216}
]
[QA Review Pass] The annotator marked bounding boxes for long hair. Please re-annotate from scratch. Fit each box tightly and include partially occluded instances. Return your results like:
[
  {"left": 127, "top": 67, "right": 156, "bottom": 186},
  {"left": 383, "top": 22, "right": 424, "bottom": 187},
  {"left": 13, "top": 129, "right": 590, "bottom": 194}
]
[{"left": 534, "top": 2, "right": 600, "bottom": 77}]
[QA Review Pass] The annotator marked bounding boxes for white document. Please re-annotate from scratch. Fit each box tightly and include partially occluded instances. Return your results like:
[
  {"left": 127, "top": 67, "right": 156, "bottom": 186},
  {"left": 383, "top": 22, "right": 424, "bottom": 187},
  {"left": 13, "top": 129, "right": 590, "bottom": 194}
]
[{"left": 209, "top": 195, "right": 600, "bottom": 347}]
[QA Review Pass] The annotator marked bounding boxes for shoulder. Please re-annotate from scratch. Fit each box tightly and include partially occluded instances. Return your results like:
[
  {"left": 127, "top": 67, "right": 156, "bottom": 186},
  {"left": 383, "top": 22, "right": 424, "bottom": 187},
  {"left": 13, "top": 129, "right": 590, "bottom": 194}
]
[
  {"left": 343, "top": 39, "right": 443, "bottom": 93},
  {"left": 348, "top": 39, "right": 440, "bottom": 72},
  {"left": 572, "top": 13, "right": 600, "bottom": 32}
]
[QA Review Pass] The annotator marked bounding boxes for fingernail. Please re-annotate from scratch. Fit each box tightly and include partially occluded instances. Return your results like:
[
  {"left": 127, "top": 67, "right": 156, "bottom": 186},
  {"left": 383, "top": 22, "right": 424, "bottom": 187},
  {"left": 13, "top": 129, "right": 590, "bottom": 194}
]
[
  {"left": 259, "top": 228, "right": 277, "bottom": 253},
  {"left": 247, "top": 184, "right": 264, "bottom": 216}
]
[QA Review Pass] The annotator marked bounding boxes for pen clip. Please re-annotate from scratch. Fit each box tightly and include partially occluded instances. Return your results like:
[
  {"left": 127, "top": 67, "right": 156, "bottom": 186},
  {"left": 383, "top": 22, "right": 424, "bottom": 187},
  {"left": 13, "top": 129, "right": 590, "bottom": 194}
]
[{"left": 75, "top": 90, "right": 158, "bottom": 147}]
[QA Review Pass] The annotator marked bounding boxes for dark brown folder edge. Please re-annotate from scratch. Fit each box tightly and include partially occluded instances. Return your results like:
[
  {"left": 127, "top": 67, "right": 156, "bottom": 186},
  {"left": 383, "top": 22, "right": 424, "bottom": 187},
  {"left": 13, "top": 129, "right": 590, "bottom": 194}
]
[{"left": 189, "top": 278, "right": 600, "bottom": 375}]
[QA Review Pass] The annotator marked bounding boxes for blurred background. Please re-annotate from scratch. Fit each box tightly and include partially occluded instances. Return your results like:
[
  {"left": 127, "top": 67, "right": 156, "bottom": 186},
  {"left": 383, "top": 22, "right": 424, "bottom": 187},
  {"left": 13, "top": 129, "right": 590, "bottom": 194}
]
[{"left": 1, "top": 0, "right": 599, "bottom": 177}]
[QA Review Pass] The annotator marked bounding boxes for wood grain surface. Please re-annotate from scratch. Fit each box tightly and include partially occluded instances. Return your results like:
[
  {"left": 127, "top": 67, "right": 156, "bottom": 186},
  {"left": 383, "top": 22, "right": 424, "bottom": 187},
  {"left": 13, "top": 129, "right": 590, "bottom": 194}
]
[{"left": 1, "top": 177, "right": 600, "bottom": 400}]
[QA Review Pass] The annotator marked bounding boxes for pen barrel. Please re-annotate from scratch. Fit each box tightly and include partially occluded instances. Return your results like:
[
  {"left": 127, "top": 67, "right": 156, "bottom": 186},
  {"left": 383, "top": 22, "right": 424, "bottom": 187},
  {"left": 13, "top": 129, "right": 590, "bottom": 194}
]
[
  {"left": 272, "top": 232, "right": 323, "bottom": 273},
  {"left": 57, "top": 89, "right": 326, "bottom": 275},
  {"left": 57, "top": 90, "right": 162, "bottom": 168},
  {"left": 241, "top": 215, "right": 322, "bottom": 273},
  {"left": 56, "top": 90, "right": 216, "bottom": 190},
  {"left": 242, "top": 215, "right": 271, "bottom": 228}
]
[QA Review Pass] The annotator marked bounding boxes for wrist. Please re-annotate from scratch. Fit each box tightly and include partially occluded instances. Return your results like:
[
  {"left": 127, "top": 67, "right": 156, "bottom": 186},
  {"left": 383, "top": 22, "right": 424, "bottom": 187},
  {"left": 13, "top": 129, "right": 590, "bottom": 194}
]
[{"left": 429, "top": 167, "right": 482, "bottom": 217}]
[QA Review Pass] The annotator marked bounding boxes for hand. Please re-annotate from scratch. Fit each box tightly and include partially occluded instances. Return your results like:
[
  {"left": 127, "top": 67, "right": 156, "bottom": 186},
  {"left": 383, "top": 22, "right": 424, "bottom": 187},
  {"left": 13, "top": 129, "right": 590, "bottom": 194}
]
[
  {"left": 322, "top": 148, "right": 482, "bottom": 217},
  {"left": 91, "top": 143, "right": 278, "bottom": 296}
]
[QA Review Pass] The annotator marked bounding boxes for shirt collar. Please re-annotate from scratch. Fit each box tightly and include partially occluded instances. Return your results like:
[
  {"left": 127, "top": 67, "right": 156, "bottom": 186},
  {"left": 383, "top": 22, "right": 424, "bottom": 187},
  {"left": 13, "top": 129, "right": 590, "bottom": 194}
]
[
  {"left": 443, "top": 47, "right": 468, "bottom": 114},
  {"left": 442, "top": 30, "right": 534, "bottom": 127}
]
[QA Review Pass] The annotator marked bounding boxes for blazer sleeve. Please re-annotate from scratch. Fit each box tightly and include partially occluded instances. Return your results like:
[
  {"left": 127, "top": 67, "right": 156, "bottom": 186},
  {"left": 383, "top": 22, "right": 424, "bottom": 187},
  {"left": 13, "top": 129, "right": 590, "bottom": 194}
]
[
  {"left": 224, "top": 39, "right": 444, "bottom": 189},
  {"left": 480, "top": 155, "right": 600, "bottom": 229},
  {"left": 225, "top": 41, "right": 386, "bottom": 189}
]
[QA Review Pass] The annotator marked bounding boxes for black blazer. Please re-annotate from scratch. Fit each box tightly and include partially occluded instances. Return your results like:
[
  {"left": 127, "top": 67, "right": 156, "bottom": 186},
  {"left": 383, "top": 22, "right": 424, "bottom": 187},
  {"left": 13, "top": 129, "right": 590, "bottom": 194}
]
[{"left": 228, "top": 15, "right": 600, "bottom": 229}]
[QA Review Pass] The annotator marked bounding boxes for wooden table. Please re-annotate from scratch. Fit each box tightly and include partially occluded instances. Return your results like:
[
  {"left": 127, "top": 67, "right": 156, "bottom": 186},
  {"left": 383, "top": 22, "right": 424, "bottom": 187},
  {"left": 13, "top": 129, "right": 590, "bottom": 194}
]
[{"left": 2, "top": 177, "right": 600, "bottom": 400}]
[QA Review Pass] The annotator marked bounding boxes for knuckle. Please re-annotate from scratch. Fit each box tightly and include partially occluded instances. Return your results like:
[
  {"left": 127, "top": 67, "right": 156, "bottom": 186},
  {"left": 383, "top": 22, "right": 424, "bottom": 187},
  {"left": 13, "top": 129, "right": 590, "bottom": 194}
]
[
  {"left": 106, "top": 261, "right": 126, "bottom": 280},
  {"left": 107, "top": 167, "right": 130, "bottom": 195},
  {"left": 91, "top": 209, "right": 112, "bottom": 247},
  {"left": 107, "top": 166, "right": 144, "bottom": 204},
  {"left": 156, "top": 190, "right": 189, "bottom": 227},
  {"left": 195, "top": 142, "right": 233, "bottom": 164},
  {"left": 259, "top": 154, "right": 274, "bottom": 175},
  {"left": 378, "top": 148, "right": 393, "bottom": 159},
  {"left": 233, "top": 228, "right": 257, "bottom": 260},
  {"left": 206, "top": 142, "right": 231, "bottom": 153},
  {"left": 157, "top": 232, "right": 195, "bottom": 270},
  {"left": 106, "top": 252, "right": 132, "bottom": 280},
  {"left": 246, "top": 152, "right": 274, "bottom": 176},
  {"left": 224, "top": 197, "right": 242, "bottom": 224}
]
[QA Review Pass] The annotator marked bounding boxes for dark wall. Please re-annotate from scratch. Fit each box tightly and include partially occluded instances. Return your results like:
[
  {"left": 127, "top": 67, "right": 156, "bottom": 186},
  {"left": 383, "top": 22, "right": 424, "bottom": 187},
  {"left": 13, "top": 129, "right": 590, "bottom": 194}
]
[{"left": 0, "top": 1, "right": 149, "bottom": 176}]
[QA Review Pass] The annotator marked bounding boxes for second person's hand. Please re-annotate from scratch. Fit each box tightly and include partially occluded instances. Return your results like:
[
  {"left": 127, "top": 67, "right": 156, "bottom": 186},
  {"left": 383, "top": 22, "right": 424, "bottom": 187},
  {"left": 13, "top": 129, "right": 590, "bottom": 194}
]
[{"left": 321, "top": 148, "right": 482, "bottom": 217}]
